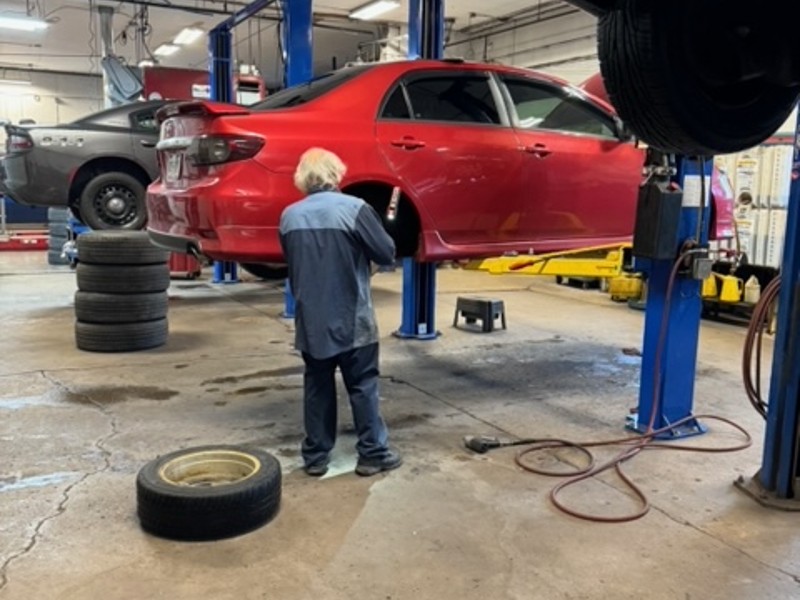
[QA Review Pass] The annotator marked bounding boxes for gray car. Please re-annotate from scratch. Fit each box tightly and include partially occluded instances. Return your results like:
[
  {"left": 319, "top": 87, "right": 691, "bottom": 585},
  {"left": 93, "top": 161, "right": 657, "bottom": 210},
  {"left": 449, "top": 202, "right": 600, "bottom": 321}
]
[{"left": 1, "top": 100, "right": 166, "bottom": 230}]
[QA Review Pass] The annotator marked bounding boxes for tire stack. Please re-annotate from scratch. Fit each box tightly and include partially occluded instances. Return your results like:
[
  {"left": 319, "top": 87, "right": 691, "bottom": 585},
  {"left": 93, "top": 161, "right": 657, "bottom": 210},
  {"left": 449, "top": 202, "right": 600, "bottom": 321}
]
[
  {"left": 75, "top": 231, "right": 171, "bottom": 352},
  {"left": 47, "top": 207, "right": 71, "bottom": 265}
]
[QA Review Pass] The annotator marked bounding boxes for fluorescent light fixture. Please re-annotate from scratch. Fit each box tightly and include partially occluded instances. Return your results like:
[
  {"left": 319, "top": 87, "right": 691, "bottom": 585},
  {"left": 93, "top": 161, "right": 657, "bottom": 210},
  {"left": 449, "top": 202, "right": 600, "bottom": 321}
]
[
  {"left": 173, "top": 27, "right": 204, "bottom": 45},
  {"left": 154, "top": 44, "right": 180, "bottom": 57},
  {"left": 350, "top": 0, "right": 399, "bottom": 21},
  {"left": 0, "top": 15, "right": 49, "bottom": 31},
  {"left": 0, "top": 79, "right": 32, "bottom": 86}
]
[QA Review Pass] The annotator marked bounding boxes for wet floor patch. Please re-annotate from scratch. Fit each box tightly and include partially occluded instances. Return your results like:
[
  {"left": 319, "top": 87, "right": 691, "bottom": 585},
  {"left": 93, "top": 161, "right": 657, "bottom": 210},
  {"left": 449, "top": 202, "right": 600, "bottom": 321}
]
[
  {"left": 201, "top": 366, "right": 304, "bottom": 386},
  {"left": 231, "top": 383, "right": 302, "bottom": 396},
  {"left": 66, "top": 386, "right": 179, "bottom": 405}
]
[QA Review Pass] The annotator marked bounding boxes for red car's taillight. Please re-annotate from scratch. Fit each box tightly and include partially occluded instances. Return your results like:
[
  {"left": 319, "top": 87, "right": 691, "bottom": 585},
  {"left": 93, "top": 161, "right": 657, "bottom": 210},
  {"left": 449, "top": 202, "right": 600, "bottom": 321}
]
[{"left": 187, "top": 134, "right": 264, "bottom": 166}]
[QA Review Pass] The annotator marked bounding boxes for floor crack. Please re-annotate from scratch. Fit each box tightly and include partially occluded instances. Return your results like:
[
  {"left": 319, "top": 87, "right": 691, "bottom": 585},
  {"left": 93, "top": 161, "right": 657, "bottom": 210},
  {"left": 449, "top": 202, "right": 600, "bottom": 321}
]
[
  {"left": 651, "top": 503, "right": 800, "bottom": 586},
  {"left": 0, "top": 372, "right": 119, "bottom": 593}
]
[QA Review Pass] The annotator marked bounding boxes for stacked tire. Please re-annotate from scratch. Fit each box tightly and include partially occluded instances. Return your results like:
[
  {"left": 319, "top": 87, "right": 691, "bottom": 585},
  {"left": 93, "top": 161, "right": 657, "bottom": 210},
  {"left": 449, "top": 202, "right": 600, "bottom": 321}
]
[
  {"left": 47, "top": 207, "right": 71, "bottom": 266},
  {"left": 75, "top": 231, "right": 171, "bottom": 352}
]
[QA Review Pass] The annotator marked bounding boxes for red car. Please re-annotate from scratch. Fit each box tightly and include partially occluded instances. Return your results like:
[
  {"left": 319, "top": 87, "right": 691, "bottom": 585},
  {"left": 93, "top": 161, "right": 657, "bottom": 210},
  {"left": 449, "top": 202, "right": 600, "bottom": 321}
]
[{"left": 147, "top": 59, "right": 648, "bottom": 265}]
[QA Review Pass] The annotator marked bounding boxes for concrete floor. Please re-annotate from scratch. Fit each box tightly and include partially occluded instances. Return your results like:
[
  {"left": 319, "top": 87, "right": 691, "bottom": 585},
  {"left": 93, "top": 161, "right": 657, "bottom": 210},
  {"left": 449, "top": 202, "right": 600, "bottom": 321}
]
[{"left": 1, "top": 251, "right": 798, "bottom": 600}]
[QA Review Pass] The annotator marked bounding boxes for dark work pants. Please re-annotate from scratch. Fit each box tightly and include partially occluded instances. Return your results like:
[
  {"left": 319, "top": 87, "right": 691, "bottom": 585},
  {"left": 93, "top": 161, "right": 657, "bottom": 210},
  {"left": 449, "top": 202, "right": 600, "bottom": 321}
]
[{"left": 301, "top": 342, "right": 389, "bottom": 467}]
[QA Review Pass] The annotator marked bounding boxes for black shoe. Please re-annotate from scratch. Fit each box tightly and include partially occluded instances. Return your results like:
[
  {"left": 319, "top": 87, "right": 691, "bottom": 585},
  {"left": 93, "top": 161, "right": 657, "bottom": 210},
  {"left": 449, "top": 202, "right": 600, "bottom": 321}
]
[
  {"left": 355, "top": 450, "right": 403, "bottom": 477},
  {"left": 304, "top": 462, "right": 329, "bottom": 477}
]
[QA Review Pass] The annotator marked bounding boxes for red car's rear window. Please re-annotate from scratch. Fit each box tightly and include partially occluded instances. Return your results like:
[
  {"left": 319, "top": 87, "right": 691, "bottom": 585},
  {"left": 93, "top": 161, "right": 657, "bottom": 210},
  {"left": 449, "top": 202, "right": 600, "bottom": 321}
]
[{"left": 249, "top": 65, "right": 375, "bottom": 110}]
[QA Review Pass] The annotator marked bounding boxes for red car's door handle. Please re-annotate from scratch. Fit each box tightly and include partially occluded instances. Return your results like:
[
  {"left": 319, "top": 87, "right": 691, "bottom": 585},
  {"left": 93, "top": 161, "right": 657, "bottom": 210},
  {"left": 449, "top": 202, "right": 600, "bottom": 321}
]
[
  {"left": 391, "top": 137, "right": 426, "bottom": 150},
  {"left": 522, "top": 143, "right": 552, "bottom": 158}
]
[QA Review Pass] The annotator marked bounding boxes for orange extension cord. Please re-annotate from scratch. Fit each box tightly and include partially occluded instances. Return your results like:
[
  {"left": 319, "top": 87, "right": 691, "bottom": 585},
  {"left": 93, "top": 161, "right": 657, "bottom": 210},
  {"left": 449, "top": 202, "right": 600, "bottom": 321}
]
[{"left": 509, "top": 249, "right": 753, "bottom": 523}]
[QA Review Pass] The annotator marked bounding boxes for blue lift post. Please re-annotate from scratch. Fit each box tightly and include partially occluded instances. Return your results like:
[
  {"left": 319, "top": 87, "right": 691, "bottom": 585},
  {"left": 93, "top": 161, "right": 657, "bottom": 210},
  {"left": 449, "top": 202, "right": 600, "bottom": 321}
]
[
  {"left": 628, "top": 158, "right": 712, "bottom": 438},
  {"left": 394, "top": 0, "right": 443, "bottom": 340},
  {"left": 208, "top": 0, "right": 282, "bottom": 284},
  {"left": 279, "top": 0, "right": 313, "bottom": 318},
  {"left": 736, "top": 112, "right": 800, "bottom": 506}
]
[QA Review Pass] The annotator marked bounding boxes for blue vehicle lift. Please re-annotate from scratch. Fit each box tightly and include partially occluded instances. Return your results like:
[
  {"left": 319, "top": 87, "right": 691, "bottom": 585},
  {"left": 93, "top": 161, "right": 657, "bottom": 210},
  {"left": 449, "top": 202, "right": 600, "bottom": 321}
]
[
  {"left": 628, "top": 157, "right": 712, "bottom": 438},
  {"left": 737, "top": 113, "right": 800, "bottom": 507},
  {"left": 207, "top": 0, "right": 312, "bottom": 287},
  {"left": 394, "top": 0, "right": 444, "bottom": 340}
]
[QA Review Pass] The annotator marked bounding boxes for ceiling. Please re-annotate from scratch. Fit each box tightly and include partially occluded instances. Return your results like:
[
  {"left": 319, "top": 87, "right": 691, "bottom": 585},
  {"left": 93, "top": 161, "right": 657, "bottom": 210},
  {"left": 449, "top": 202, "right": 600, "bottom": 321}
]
[{"left": 0, "top": 1, "right": 569, "bottom": 85}]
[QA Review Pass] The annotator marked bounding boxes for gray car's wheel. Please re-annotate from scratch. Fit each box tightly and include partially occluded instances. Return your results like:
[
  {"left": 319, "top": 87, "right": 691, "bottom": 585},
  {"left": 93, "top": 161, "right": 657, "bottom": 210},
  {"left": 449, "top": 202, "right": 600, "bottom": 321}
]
[
  {"left": 136, "top": 445, "right": 282, "bottom": 541},
  {"left": 75, "top": 318, "right": 168, "bottom": 352},
  {"left": 599, "top": 0, "right": 800, "bottom": 155},
  {"left": 74, "top": 291, "right": 168, "bottom": 324},
  {"left": 76, "top": 263, "right": 170, "bottom": 293},
  {"left": 77, "top": 231, "right": 169, "bottom": 265},
  {"left": 79, "top": 172, "right": 147, "bottom": 231}
]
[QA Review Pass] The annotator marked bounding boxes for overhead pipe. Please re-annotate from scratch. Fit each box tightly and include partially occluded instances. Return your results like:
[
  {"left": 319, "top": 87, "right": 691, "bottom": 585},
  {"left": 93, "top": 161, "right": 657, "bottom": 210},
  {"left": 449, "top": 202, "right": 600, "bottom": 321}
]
[{"left": 446, "top": 6, "right": 581, "bottom": 49}]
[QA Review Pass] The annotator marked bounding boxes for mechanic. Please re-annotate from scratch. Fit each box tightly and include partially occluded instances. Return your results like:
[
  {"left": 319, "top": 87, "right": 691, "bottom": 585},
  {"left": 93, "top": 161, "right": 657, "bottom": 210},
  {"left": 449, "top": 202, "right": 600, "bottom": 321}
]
[{"left": 279, "top": 147, "right": 403, "bottom": 477}]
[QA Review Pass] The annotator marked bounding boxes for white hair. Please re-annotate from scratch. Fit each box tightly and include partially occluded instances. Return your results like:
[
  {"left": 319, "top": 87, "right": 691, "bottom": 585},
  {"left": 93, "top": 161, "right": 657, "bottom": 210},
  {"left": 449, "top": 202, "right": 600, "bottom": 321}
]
[{"left": 293, "top": 147, "right": 347, "bottom": 194}]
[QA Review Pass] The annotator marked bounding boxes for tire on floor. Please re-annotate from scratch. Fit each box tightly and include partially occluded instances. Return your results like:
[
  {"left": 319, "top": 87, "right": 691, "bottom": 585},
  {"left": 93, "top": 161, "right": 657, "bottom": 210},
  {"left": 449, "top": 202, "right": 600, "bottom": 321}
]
[
  {"left": 136, "top": 445, "right": 282, "bottom": 541},
  {"left": 74, "top": 291, "right": 168, "bottom": 324},
  {"left": 77, "top": 231, "right": 169, "bottom": 265},
  {"left": 75, "top": 318, "right": 168, "bottom": 352},
  {"left": 76, "top": 263, "right": 170, "bottom": 293}
]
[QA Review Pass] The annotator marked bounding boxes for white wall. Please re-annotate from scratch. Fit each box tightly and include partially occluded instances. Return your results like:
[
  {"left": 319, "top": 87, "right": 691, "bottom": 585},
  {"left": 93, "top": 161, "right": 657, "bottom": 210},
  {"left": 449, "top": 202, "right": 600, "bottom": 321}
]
[
  {"left": 0, "top": 69, "right": 103, "bottom": 127},
  {"left": 446, "top": 11, "right": 599, "bottom": 84}
]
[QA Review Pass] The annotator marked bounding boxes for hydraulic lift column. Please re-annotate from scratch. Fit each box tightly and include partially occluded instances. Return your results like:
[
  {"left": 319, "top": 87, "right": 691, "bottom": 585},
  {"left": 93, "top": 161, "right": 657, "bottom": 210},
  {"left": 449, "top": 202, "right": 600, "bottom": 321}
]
[
  {"left": 394, "top": 0, "right": 444, "bottom": 340},
  {"left": 628, "top": 155, "right": 712, "bottom": 438},
  {"left": 737, "top": 113, "right": 800, "bottom": 506}
]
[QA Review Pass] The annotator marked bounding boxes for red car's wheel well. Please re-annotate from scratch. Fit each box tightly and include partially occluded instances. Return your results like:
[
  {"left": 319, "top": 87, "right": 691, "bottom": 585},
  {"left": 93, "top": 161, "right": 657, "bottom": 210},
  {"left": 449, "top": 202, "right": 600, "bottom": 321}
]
[
  {"left": 342, "top": 181, "right": 421, "bottom": 258},
  {"left": 69, "top": 158, "right": 151, "bottom": 206}
]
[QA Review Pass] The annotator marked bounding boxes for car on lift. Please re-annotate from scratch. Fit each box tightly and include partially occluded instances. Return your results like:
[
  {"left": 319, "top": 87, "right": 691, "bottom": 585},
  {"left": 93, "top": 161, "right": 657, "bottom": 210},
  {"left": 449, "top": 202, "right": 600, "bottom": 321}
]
[
  {"left": 145, "top": 59, "right": 731, "bottom": 265},
  {"left": 1, "top": 100, "right": 166, "bottom": 230}
]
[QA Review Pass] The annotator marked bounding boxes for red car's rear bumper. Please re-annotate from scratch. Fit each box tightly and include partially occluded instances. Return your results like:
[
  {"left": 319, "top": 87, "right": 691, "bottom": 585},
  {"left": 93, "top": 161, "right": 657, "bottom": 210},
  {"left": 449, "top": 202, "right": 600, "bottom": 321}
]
[{"left": 146, "top": 161, "right": 295, "bottom": 262}]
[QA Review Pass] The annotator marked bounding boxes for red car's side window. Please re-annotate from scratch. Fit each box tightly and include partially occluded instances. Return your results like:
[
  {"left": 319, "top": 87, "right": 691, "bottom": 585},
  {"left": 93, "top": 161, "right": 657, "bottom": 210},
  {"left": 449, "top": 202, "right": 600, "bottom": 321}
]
[
  {"left": 503, "top": 77, "right": 617, "bottom": 139},
  {"left": 403, "top": 75, "right": 501, "bottom": 125},
  {"left": 381, "top": 87, "right": 412, "bottom": 120}
]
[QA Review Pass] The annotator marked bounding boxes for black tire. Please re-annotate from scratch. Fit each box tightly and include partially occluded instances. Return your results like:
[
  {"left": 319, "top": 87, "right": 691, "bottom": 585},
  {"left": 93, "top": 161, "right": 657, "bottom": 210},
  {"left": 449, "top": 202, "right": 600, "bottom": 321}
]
[
  {"left": 49, "top": 233, "right": 68, "bottom": 249},
  {"left": 78, "top": 172, "right": 147, "bottom": 230},
  {"left": 47, "top": 207, "right": 70, "bottom": 223},
  {"left": 48, "top": 249, "right": 70, "bottom": 266},
  {"left": 77, "top": 231, "right": 169, "bottom": 265},
  {"left": 136, "top": 445, "right": 282, "bottom": 541},
  {"left": 240, "top": 263, "right": 289, "bottom": 280},
  {"left": 48, "top": 223, "right": 68, "bottom": 239},
  {"left": 75, "top": 291, "right": 168, "bottom": 324},
  {"left": 598, "top": 0, "right": 800, "bottom": 156},
  {"left": 75, "top": 318, "right": 168, "bottom": 352},
  {"left": 76, "top": 263, "right": 170, "bottom": 293}
]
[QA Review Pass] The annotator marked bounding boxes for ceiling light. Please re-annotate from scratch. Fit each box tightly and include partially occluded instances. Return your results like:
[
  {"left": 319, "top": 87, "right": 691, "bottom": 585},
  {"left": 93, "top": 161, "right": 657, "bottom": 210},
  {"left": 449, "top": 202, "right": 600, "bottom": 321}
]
[
  {"left": 0, "top": 15, "right": 49, "bottom": 31},
  {"left": 154, "top": 44, "right": 180, "bottom": 57},
  {"left": 173, "top": 27, "right": 204, "bottom": 45},
  {"left": 349, "top": 0, "right": 400, "bottom": 21}
]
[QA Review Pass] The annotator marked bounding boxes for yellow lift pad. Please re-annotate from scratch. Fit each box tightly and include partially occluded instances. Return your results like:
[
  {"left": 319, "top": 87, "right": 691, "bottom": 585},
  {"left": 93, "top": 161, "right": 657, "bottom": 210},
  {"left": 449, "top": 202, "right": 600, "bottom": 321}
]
[{"left": 465, "top": 243, "right": 632, "bottom": 279}]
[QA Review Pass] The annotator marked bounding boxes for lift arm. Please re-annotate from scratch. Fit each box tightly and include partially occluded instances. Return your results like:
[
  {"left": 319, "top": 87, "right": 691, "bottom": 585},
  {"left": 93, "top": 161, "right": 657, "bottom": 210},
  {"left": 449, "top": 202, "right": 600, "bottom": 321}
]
[{"left": 465, "top": 244, "right": 630, "bottom": 279}]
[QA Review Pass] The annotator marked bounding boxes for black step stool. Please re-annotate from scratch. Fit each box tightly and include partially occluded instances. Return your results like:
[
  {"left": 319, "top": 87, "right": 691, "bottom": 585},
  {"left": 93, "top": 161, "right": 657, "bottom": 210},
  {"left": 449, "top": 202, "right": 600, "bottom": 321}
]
[{"left": 453, "top": 297, "right": 506, "bottom": 332}]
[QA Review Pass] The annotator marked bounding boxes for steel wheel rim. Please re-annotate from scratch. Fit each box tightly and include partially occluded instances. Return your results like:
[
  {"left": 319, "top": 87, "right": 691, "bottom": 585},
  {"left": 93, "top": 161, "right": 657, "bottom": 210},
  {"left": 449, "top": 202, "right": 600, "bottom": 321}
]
[
  {"left": 159, "top": 450, "right": 262, "bottom": 487},
  {"left": 93, "top": 183, "right": 139, "bottom": 227}
]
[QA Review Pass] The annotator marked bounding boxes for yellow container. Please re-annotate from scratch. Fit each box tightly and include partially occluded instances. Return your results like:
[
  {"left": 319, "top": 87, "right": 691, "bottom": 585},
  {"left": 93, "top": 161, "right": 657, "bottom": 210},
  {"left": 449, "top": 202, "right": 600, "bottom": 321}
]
[
  {"left": 702, "top": 275, "right": 718, "bottom": 298},
  {"left": 717, "top": 274, "right": 744, "bottom": 303},
  {"left": 609, "top": 275, "right": 643, "bottom": 302}
]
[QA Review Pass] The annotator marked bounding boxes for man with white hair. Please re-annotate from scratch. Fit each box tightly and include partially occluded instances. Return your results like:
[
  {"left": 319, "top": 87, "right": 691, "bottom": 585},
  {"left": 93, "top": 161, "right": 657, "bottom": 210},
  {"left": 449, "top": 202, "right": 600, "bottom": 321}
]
[{"left": 279, "top": 147, "right": 402, "bottom": 477}]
